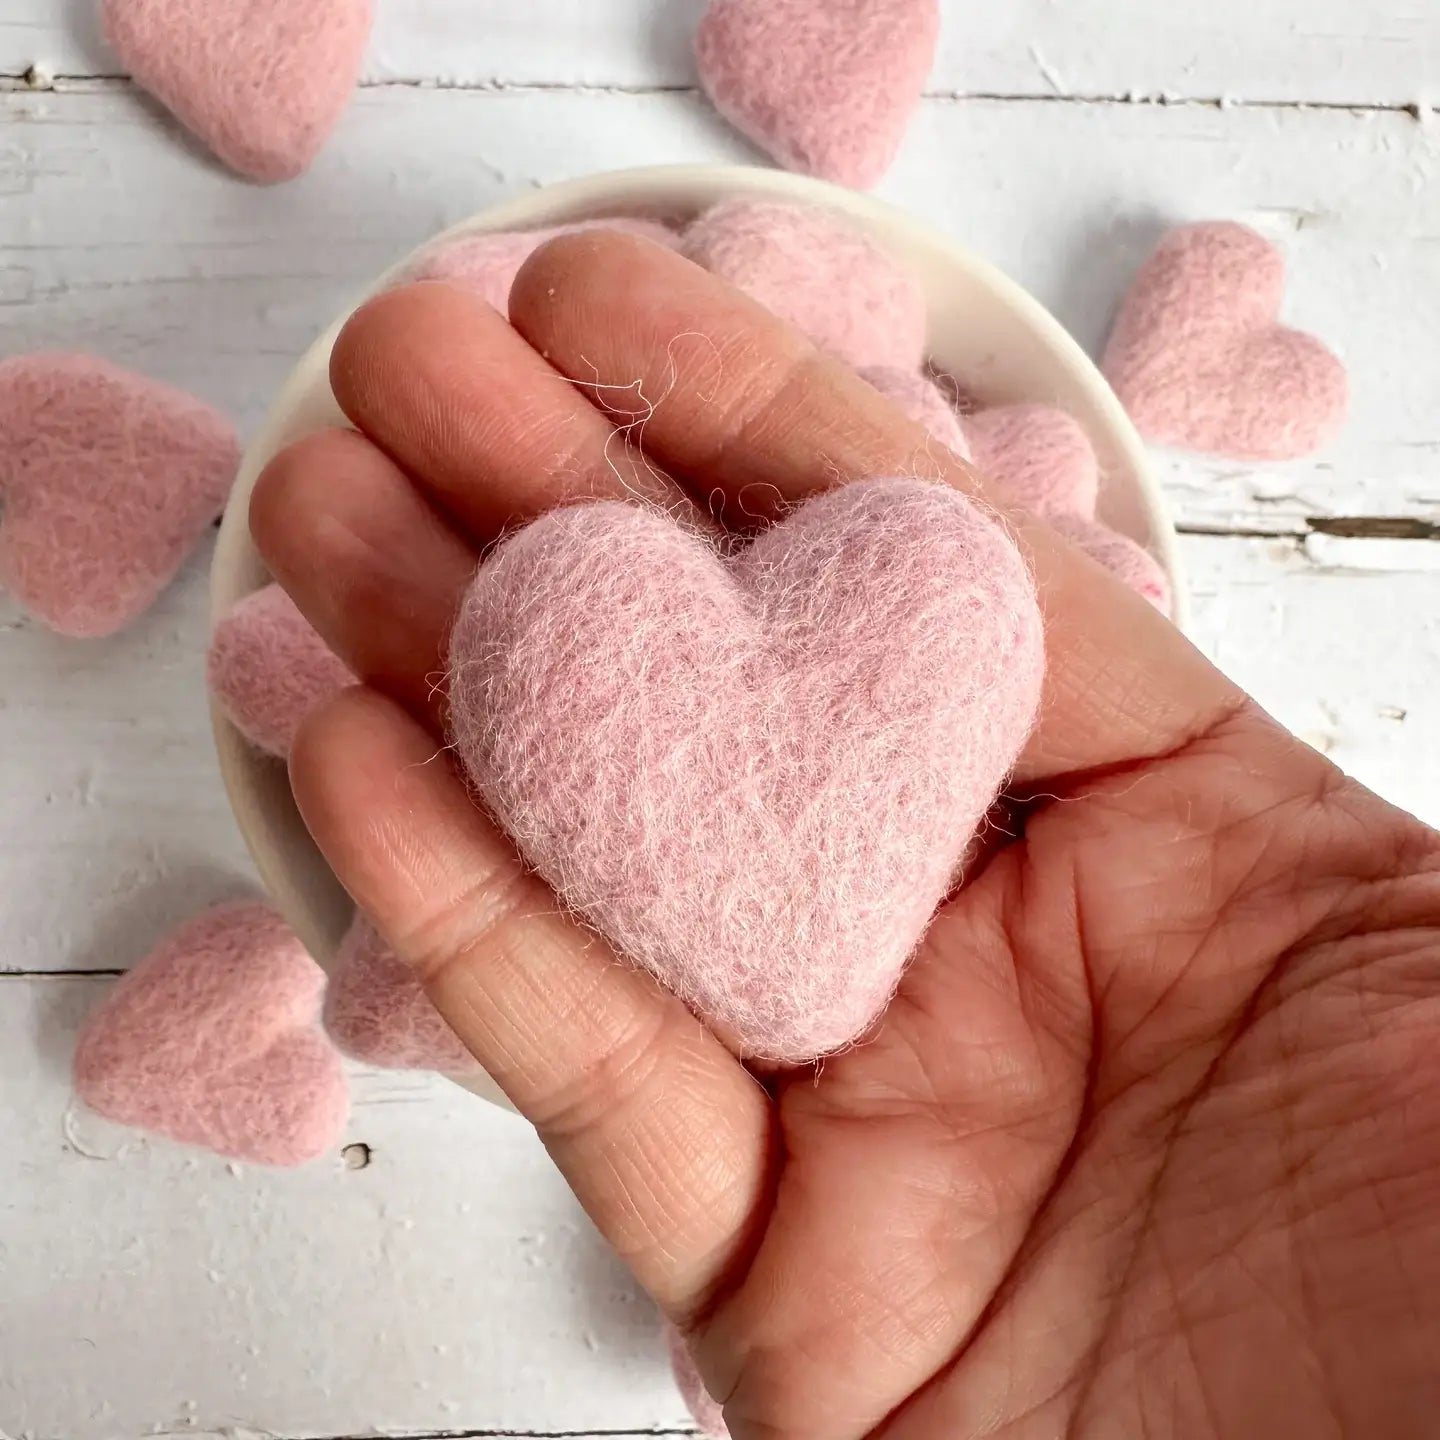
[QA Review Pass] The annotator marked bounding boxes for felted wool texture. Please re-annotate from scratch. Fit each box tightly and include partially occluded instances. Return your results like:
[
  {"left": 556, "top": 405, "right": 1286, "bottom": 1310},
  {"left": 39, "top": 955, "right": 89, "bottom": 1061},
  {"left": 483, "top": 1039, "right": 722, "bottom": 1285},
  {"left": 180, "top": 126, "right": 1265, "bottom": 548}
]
[
  {"left": 0, "top": 354, "right": 239, "bottom": 638},
  {"left": 208, "top": 583, "right": 353, "bottom": 757},
  {"left": 101, "top": 0, "right": 374, "bottom": 183},
  {"left": 72, "top": 901, "right": 349, "bottom": 1167},
  {"left": 448, "top": 478, "right": 1045, "bottom": 1064},
  {"left": 695, "top": 0, "right": 940, "bottom": 190},
  {"left": 408, "top": 218, "right": 680, "bottom": 314},
  {"left": 859, "top": 366, "right": 972, "bottom": 460},
  {"left": 667, "top": 1325, "right": 730, "bottom": 1438},
  {"left": 323, "top": 916, "right": 479, "bottom": 1075},
  {"left": 963, "top": 404, "right": 1101, "bottom": 522},
  {"left": 1052, "top": 513, "right": 1173, "bottom": 616},
  {"left": 682, "top": 200, "right": 928, "bottom": 372},
  {"left": 1102, "top": 221, "right": 1348, "bottom": 461}
]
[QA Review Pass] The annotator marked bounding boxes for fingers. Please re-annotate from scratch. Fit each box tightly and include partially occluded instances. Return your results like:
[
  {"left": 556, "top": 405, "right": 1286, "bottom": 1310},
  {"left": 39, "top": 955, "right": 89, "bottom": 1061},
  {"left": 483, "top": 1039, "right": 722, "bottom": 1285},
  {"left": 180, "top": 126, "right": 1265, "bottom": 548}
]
[
  {"left": 249, "top": 428, "right": 472, "bottom": 731},
  {"left": 289, "top": 686, "right": 774, "bottom": 1319},
  {"left": 329, "top": 282, "right": 705, "bottom": 541},
  {"left": 508, "top": 231, "right": 1246, "bottom": 782}
]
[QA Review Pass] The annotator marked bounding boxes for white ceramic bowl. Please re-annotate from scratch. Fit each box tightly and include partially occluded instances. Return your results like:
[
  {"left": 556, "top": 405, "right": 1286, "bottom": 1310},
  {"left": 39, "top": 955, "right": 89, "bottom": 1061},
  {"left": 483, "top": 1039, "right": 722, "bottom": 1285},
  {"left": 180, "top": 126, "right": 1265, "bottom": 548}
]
[{"left": 212, "top": 162, "right": 1182, "bottom": 1107}]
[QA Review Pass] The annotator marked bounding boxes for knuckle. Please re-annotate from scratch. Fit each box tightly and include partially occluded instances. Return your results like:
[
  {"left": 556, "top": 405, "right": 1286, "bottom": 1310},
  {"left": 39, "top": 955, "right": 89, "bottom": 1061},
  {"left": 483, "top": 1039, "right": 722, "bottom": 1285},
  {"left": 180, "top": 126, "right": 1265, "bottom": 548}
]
[{"left": 397, "top": 846, "right": 539, "bottom": 985}]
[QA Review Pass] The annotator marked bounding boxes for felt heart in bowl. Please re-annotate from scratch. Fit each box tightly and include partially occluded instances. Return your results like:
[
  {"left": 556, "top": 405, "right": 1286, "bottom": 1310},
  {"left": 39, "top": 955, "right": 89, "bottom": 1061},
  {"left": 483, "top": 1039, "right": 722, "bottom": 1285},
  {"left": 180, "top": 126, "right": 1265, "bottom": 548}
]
[
  {"left": 324, "top": 916, "right": 479, "bottom": 1075},
  {"left": 73, "top": 901, "right": 349, "bottom": 1166},
  {"left": 695, "top": 0, "right": 940, "bottom": 189},
  {"left": 1103, "top": 221, "right": 1348, "bottom": 461},
  {"left": 448, "top": 479, "right": 1044, "bottom": 1064},
  {"left": 683, "top": 201, "right": 928, "bottom": 371},
  {"left": 208, "top": 582, "right": 353, "bottom": 758},
  {"left": 963, "top": 404, "right": 1100, "bottom": 522},
  {"left": 406, "top": 218, "right": 680, "bottom": 314},
  {"left": 0, "top": 355, "right": 239, "bottom": 638},
  {"left": 102, "top": 0, "right": 374, "bottom": 183}
]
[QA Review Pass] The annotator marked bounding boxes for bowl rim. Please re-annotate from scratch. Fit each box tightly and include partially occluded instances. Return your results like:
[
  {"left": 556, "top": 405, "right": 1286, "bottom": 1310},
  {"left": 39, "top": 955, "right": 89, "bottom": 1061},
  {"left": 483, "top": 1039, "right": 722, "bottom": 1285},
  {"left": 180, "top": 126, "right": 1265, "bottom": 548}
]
[{"left": 211, "top": 161, "right": 1185, "bottom": 1100}]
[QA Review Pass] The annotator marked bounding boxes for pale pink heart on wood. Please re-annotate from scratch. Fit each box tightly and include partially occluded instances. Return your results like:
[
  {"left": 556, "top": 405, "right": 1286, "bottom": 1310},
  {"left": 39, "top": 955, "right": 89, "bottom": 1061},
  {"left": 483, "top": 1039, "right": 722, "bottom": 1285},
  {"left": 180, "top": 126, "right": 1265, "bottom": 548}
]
[
  {"left": 208, "top": 583, "right": 353, "bottom": 758},
  {"left": 683, "top": 201, "right": 928, "bottom": 371},
  {"left": 73, "top": 902, "right": 349, "bottom": 1167},
  {"left": 1103, "top": 221, "right": 1348, "bottom": 460},
  {"left": 0, "top": 355, "right": 238, "bottom": 638},
  {"left": 448, "top": 479, "right": 1044, "bottom": 1064},
  {"left": 102, "top": 0, "right": 374, "bottom": 182},
  {"left": 962, "top": 404, "right": 1100, "bottom": 521},
  {"left": 695, "top": 0, "right": 940, "bottom": 189},
  {"left": 324, "top": 916, "right": 479, "bottom": 1075},
  {"left": 406, "top": 218, "right": 680, "bottom": 314}
]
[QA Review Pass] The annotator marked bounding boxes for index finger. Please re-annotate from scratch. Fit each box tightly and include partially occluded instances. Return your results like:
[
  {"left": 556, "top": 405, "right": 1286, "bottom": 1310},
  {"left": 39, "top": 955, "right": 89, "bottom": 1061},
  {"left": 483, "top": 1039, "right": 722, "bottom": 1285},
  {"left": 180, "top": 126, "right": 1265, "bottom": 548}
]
[{"left": 509, "top": 231, "right": 1245, "bottom": 783}]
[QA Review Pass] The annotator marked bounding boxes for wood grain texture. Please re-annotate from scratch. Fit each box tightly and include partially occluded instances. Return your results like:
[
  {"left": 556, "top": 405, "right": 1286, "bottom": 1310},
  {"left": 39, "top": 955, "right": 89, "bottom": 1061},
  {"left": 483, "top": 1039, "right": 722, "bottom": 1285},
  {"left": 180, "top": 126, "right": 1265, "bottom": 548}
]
[{"left": 2, "top": 0, "right": 1437, "bottom": 104}]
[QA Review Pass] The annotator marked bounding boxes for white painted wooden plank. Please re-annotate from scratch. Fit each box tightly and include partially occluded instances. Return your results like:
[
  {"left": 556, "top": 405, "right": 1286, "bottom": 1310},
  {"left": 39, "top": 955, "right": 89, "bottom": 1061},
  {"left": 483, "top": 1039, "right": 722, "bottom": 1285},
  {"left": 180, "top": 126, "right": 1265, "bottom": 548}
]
[
  {"left": 3, "top": 0, "right": 1438, "bottom": 106},
  {"left": 1181, "top": 534, "right": 1440, "bottom": 830},
  {"left": 2, "top": 87, "right": 1438, "bottom": 533},
  {"left": 0, "top": 563, "right": 257, "bottom": 978},
  {"left": 0, "top": 980, "right": 693, "bottom": 1440}
]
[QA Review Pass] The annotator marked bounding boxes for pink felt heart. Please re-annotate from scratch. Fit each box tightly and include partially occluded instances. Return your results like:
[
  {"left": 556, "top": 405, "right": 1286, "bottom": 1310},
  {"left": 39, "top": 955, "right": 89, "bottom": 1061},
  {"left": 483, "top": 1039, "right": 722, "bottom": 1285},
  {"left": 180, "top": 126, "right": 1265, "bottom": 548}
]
[
  {"left": 1052, "top": 514, "right": 1172, "bottom": 616},
  {"left": 1103, "top": 221, "right": 1348, "bottom": 460},
  {"left": 102, "top": 0, "right": 374, "bottom": 183},
  {"left": 859, "top": 375, "right": 1100, "bottom": 523},
  {"left": 684, "top": 201, "right": 928, "bottom": 371},
  {"left": 695, "top": 0, "right": 940, "bottom": 189},
  {"left": 73, "top": 901, "right": 349, "bottom": 1166},
  {"left": 962, "top": 404, "right": 1100, "bottom": 522},
  {"left": 667, "top": 1325, "right": 729, "bottom": 1438},
  {"left": 407, "top": 218, "right": 680, "bottom": 314},
  {"left": 208, "top": 583, "right": 353, "bottom": 758},
  {"left": 448, "top": 479, "right": 1044, "bottom": 1063},
  {"left": 324, "top": 916, "right": 479, "bottom": 1075},
  {"left": 0, "top": 355, "right": 239, "bottom": 638},
  {"left": 859, "top": 367, "right": 972, "bottom": 460}
]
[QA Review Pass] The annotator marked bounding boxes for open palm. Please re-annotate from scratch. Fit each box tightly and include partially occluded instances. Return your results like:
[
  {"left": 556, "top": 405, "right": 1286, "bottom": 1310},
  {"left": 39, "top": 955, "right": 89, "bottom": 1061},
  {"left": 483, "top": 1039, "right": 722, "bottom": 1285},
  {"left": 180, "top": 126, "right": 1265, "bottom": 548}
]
[{"left": 253, "top": 234, "right": 1440, "bottom": 1439}]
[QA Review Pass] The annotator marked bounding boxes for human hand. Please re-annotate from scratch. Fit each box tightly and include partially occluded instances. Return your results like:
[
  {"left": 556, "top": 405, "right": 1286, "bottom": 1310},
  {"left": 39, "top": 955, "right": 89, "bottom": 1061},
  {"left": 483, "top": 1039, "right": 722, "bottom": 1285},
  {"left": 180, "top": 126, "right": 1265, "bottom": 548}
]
[{"left": 252, "top": 234, "right": 1440, "bottom": 1439}]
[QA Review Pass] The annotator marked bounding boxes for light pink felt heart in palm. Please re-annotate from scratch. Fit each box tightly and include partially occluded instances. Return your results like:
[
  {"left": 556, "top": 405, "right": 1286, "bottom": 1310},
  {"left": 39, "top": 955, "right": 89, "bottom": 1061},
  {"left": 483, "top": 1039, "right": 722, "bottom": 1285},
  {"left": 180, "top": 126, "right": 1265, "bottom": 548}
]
[
  {"left": 73, "top": 901, "right": 349, "bottom": 1166},
  {"left": 859, "top": 367, "right": 972, "bottom": 460},
  {"left": 0, "top": 355, "right": 238, "bottom": 638},
  {"left": 448, "top": 479, "right": 1044, "bottom": 1064},
  {"left": 1103, "top": 221, "right": 1348, "bottom": 461},
  {"left": 1052, "top": 514, "right": 1172, "bottom": 616},
  {"left": 696, "top": 0, "right": 940, "bottom": 189},
  {"left": 102, "top": 0, "right": 374, "bottom": 182},
  {"left": 324, "top": 916, "right": 479, "bottom": 1075},
  {"left": 859, "top": 374, "right": 1100, "bottom": 522}
]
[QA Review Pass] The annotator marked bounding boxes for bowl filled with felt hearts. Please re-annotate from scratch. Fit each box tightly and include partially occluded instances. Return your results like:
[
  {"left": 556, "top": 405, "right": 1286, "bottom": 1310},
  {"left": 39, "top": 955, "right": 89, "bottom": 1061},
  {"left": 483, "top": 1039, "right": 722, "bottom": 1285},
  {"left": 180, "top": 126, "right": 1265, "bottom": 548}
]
[{"left": 210, "top": 163, "right": 1180, "bottom": 1103}]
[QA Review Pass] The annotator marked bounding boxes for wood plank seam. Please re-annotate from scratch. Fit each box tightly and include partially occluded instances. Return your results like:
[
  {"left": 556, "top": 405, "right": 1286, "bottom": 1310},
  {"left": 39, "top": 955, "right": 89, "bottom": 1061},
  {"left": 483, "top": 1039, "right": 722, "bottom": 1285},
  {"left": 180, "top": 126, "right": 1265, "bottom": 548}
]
[{"left": 1, "top": 70, "right": 1436, "bottom": 119}]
